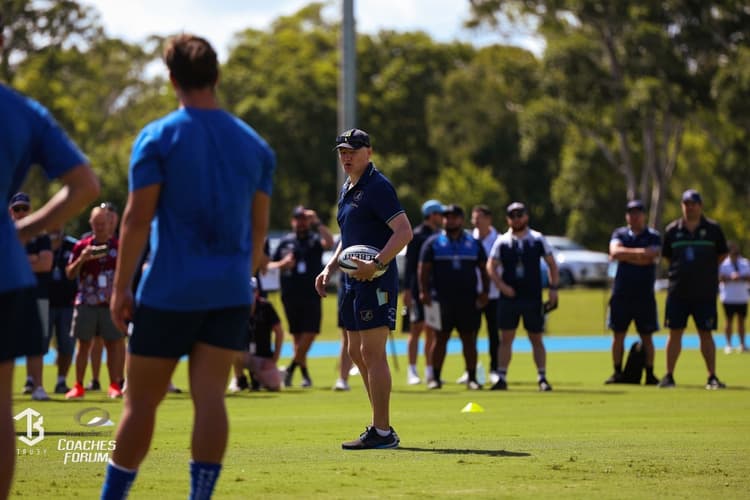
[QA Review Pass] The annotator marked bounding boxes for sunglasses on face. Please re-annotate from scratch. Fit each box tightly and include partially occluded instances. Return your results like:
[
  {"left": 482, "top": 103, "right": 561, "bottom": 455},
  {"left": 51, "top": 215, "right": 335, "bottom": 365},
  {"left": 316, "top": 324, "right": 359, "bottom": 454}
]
[
  {"left": 508, "top": 211, "right": 525, "bottom": 219},
  {"left": 12, "top": 205, "right": 30, "bottom": 213}
]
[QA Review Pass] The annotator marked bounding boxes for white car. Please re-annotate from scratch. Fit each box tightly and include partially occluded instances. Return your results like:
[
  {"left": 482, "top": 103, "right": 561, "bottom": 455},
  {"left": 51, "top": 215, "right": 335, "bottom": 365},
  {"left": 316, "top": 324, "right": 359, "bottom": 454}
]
[{"left": 545, "top": 236, "right": 610, "bottom": 287}]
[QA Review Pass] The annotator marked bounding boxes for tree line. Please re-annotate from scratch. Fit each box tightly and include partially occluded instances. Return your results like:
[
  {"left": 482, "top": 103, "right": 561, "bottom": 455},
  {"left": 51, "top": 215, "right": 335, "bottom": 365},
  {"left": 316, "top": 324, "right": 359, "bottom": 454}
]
[{"left": 3, "top": 1, "right": 748, "bottom": 251}]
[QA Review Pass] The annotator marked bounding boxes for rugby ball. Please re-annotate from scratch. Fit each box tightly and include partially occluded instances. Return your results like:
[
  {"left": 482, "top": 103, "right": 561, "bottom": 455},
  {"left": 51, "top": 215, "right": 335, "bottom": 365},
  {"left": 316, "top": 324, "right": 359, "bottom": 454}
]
[{"left": 338, "top": 245, "right": 388, "bottom": 278}]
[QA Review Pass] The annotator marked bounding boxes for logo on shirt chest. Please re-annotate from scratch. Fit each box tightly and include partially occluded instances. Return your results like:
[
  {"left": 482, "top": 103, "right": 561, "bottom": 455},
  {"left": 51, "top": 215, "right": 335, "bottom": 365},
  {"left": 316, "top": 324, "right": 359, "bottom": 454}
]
[{"left": 353, "top": 190, "right": 364, "bottom": 202}]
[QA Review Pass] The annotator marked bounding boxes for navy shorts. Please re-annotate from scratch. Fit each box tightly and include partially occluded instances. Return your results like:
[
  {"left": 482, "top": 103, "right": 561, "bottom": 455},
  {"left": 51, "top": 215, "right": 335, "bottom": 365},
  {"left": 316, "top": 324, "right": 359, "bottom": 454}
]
[
  {"left": 339, "top": 280, "right": 398, "bottom": 332},
  {"left": 439, "top": 299, "right": 481, "bottom": 333},
  {"left": 608, "top": 296, "right": 659, "bottom": 334},
  {"left": 498, "top": 299, "right": 545, "bottom": 333},
  {"left": 281, "top": 297, "right": 322, "bottom": 334},
  {"left": 0, "top": 287, "right": 45, "bottom": 362},
  {"left": 664, "top": 296, "right": 717, "bottom": 331},
  {"left": 723, "top": 303, "right": 747, "bottom": 319},
  {"left": 408, "top": 292, "right": 426, "bottom": 324},
  {"left": 129, "top": 304, "right": 250, "bottom": 358}
]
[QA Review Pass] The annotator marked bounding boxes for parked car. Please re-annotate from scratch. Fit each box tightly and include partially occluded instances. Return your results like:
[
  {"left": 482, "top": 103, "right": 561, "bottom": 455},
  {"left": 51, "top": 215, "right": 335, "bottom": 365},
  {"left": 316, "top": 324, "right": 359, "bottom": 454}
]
[{"left": 545, "top": 236, "right": 610, "bottom": 287}]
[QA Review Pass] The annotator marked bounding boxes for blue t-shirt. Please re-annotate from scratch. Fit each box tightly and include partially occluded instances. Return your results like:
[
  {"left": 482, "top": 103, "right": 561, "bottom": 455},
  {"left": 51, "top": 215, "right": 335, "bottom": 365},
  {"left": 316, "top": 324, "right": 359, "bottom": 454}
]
[
  {"left": 0, "top": 85, "right": 87, "bottom": 293},
  {"left": 490, "top": 229, "right": 552, "bottom": 301},
  {"left": 131, "top": 107, "right": 275, "bottom": 311},
  {"left": 420, "top": 230, "right": 487, "bottom": 304},
  {"left": 610, "top": 226, "right": 661, "bottom": 298},
  {"left": 337, "top": 163, "right": 404, "bottom": 289}
]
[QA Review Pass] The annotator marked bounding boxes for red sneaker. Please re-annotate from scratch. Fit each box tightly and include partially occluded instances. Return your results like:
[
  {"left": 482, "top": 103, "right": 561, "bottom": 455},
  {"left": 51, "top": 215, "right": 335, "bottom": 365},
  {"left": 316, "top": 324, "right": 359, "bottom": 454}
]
[
  {"left": 108, "top": 382, "right": 123, "bottom": 399},
  {"left": 65, "top": 383, "right": 85, "bottom": 399}
]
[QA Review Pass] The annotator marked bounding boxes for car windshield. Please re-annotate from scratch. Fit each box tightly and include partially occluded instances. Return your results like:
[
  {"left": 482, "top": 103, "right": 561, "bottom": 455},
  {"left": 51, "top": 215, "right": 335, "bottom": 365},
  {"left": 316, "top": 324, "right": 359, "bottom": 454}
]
[{"left": 546, "top": 236, "right": 585, "bottom": 251}]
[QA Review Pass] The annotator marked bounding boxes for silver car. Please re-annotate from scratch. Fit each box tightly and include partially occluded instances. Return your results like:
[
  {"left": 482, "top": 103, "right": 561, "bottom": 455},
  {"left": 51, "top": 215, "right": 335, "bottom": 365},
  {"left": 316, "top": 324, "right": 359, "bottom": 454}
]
[{"left": 545, "top": 236, "right": 610, "bottom": 287}]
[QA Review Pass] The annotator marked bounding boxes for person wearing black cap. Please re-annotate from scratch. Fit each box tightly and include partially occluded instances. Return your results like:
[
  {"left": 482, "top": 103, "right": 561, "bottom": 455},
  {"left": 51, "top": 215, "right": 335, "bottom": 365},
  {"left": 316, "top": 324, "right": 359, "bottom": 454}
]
[
  {"left": 402, "top": 199, "right": 444, "bottom": 385},
  {"left": 1, "top": 25, "right": 99, "bottom": 495},
  {"left": 660, "top": 189, "right": 729, "bottom": 389},
  {"left": 605, "top": 200, "right": 662, "bottom": 385},
  {"left": 486, "top": 202, "right": 559, "bottom": 391},
  {"left": 418, "top": 204, "right": 489, "bottom": 390},
  {"left": 316, "top": 128, "right": 412, "bottom": 450},
  {"left": 269, "top": 204, "right": 334, "bottom": 388}
]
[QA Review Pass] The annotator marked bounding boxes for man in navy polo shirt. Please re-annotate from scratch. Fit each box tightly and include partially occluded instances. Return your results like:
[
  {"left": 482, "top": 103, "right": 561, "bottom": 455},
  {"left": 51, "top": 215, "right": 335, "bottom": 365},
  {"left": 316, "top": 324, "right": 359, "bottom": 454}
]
[
  {"left": 270, "top": 204, "right": 334, "bottom": 388},
  {"left": 486, "top": 202, "right": 559, "bottom": 391},
  {"left": 605, "top": 200, "right": 662, "bottom": 385},
  {"left": 315, "top": 128, "right": 412, "bottom": 450},
  {"left": 660, "top": 189, "right": 729, "bottom": 389},
  {"left": 419, "top": 204, "right": 489, "bottom": 390}
]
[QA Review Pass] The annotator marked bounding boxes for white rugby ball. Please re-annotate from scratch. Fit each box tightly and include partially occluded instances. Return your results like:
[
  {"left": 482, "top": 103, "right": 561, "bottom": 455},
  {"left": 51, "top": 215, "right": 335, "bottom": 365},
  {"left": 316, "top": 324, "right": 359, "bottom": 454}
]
[{"left": 338, "top": 245, "right": 388, "bottom": 278}]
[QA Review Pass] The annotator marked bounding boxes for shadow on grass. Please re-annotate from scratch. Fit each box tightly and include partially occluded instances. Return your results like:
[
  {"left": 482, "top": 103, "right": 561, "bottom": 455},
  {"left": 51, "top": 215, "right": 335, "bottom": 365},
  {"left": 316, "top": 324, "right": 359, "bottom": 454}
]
[{"left": 398, "top": 446, "right": 530, "bottom": 457}]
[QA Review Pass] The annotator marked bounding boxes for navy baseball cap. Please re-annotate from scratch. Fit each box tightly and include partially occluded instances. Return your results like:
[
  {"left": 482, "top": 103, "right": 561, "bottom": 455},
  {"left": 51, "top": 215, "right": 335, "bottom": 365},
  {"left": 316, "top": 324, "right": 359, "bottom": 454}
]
[
  {"left": 626, "top": 200, "right": 645, "bottom": 212},
  {"left": 334, "top": 129, "right": 371, "bottom": 150},
  {"left": 442, "top": 204, "right": 464, "bottom": 217},
  {"left": 506, "top": 202, "right": 527, "bottom": 216},
  {"left": 421, "top": 199, "right": 444, "bottom": 217},
  {"left": 292, "top": 205, "right": 306, "bottom": 218},
  {"left": 681, "top": 189, "right": 702, "bottom": 204},
  {"left": 9, "top": 192, "right": 30, "bottom": 208}
]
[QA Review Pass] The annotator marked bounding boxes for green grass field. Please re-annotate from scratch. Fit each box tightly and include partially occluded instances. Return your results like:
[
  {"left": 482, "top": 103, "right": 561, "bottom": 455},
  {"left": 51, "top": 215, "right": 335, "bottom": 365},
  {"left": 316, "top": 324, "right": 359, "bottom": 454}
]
[{"left": 11, "top": 289, "right": 750, "bottom": 499}]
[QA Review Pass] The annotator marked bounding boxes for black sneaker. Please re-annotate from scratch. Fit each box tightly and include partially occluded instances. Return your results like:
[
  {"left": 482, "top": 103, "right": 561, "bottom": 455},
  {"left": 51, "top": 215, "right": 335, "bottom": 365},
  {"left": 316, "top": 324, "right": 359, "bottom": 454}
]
[
  {"left": 705, "top": 375, "right": 726, "bottom": 390},
  {"left": 86, "top": 379, "right": 101, "bottom": 391},
  {"left": 22, "top": 380, "right": 34, "bottom": 395},
  {"left": 538, "top": 378, "right": 553, "bottom": 392},
  {"left": 658, "top": 374, "right": 675, "bottom": 388},
  {"left": 490, "top": 379, "right": 508, "bottom": 391},
  {"left": 342, "top": 426, "right": 400, "bottom": 450},
  {"left": 283, "top": 370, "right": 293, "bottom": 388},
  {"left": 54, "top": 381, "right": 70, "bottom": 394},
  {"left": 644, "top": 374, "right": 660, "bottom": 385},
  {"left": 236, "top": 375, "right": 249, "bottom": 391},
  {"left": 604, "top": 372, "right": 624, "bottom": 384}
]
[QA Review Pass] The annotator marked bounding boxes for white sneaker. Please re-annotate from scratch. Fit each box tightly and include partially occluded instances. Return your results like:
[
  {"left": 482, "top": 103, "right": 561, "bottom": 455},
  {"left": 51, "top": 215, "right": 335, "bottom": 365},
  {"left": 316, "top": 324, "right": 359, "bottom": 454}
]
[
  {"left": 227, "top": 378, "right": 242, "bottom": 393},
  {"left": 456, "top": 371, "right": 468, "bottom": 384},
  {"left": 333, "top": 379, "right": 350, "bottom": 391},
  {"left": 349, "top": 366, "right": 360, "bottom": 376},
  {"left": 489, "top": 371, "right": 500, "bottom": 384},
  {"left": 724, "top": 345, "right": 733, "bottom": 354},
  {"left": 407, "top": 372, "right": 421, "bottom": 385},
  {"left": 31, "top": 386, "right": 50, "bottom": 401}
]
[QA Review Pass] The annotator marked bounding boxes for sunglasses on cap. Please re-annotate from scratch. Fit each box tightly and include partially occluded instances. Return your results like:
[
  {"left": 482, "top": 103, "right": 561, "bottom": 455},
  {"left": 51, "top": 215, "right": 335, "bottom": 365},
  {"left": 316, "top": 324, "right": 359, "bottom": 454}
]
[
  {"left": 335, "top": 136, "right": 370, "bottom": 149},
  {"left": 12, "top": 205, "right": 30, "bottom": 213},
  {"left": 508, "top": 210, "right": 525, "bottom": 219}
]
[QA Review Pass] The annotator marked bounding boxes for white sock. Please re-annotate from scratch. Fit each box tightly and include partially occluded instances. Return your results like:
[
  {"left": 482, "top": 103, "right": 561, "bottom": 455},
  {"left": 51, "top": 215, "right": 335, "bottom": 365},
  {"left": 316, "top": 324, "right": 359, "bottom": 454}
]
[
  {"left": 425, "top": 366, "right": 434, "bottom": 379},
  {"left": 375, "top": 427, "right": 391, "bottom": 437}
]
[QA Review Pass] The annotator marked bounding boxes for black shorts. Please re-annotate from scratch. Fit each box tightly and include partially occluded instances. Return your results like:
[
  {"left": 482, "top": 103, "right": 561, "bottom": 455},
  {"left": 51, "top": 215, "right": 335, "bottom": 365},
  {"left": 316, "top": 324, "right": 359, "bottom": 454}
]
[
  {"left": 664, "top": 296, "right": 717, "bottom": 331},
  {"left": 282, "top": 297, "right": 322, "bottom": 334},
  {"left": 723, "top": 303, "right": 747, "bottom": 319},
  {"left": 608, "top": 296, "right": 659, "bottom": 334},
  {"left": 129, "top": 304, "right": 250, "bottom": 358},
  {"left": 498, "top": 299, "right": 545, "bottom": 334},
  {"left": 439, "top": 299, "right": 481, "bottom": 334},
  {"left": 408, "top": 293, "right": 426, "bottom": 324},
  {"left": 0, "top": 287, "right": 46, "bottom": 362}
]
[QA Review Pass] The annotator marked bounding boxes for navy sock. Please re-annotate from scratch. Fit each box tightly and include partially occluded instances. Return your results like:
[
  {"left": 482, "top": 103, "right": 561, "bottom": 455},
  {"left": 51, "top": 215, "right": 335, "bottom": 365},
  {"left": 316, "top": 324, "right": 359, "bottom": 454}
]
[
  {"left": 100, "top": 460, "right": 137, "bottom": 500},
  {"left": 189, "top": 461, "right": 222, "bottom": 500}
]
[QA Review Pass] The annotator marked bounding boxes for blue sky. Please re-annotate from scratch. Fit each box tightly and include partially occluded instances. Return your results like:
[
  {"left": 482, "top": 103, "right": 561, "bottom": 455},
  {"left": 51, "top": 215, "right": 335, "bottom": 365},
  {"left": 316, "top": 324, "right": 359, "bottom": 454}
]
[{"left": 86, "top": 0, "right": 542, "bottom": 61}]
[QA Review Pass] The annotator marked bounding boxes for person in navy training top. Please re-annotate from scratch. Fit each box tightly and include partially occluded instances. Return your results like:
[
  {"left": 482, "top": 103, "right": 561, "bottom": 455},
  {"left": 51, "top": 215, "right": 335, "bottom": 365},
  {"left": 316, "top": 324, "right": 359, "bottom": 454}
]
[
  {"left": 269, "top": 205, "right": 334, "bottom": 388},
  {"left": 0, "top": 21, "right": 99, "bottom": 496},
  {"left": 659, "top": 189, "right": 729, "bottom": 390},
  {"left": 486, "top": 202, "right": 559, "bottom": 392},
  {"left": 605, "top": 200, "right": 662, "bottom": 385},
  {"left": 402, "top": 199, "right": 444, "bottom": 386},
  {"left": 419, "top": 204, "right": 489, "bottom": 390},
  {"left": 9, "top": 193, "right": 53, "bottom": 402},
  {"left": 102, "top": 34, "right": 275, "bottom": 500},
  {"left": 315, "top": 128, "right": 412, "bottom": 450}
]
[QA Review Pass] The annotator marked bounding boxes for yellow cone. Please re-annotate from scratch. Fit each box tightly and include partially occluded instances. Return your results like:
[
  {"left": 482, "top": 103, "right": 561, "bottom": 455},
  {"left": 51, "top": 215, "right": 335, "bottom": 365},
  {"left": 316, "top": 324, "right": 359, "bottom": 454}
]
[{"left": 461, "top": 402, "right": 484, "bottom": 413}]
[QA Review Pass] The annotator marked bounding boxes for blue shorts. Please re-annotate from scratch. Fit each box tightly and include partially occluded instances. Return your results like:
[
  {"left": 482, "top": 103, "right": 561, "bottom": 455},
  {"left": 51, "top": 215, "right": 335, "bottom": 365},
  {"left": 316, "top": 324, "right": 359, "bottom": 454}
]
[
  {"left": 129, "top": 304, "right": 250, "bottom": 358},
  {"left": 339, "top": 280, "right": 398, "bottom": 332},
  {"left": 498, "top": 299, "right": 545, "bottom": 333},
  {"left": 0, "top": 287, "right": 45, "bottom": 362},
  {"left": 281, "top": 297, "right": 321, "bottom": 334},
  {"left": 439, "top": 299, "right": 481, "bottom": 333},
  {"left": 608, "top": 296, "right": 659, "bottom": 334},
  {"left": 49, "top": 306, "right": 76, "bottom": 356},
  {"left": 664, "top": 296, "right": 717, "bottom": 331}
]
